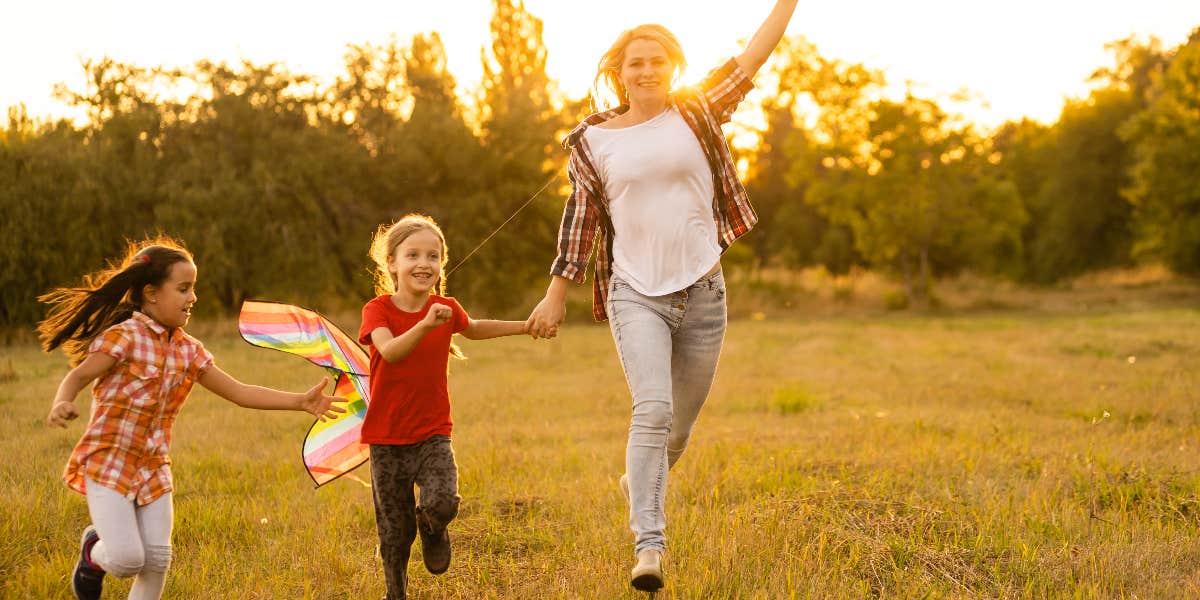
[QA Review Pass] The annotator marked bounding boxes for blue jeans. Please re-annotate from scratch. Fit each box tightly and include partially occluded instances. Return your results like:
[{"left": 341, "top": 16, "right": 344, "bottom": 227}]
[{"left": 606, "top": 268, "right": 727, "bottom": 554}]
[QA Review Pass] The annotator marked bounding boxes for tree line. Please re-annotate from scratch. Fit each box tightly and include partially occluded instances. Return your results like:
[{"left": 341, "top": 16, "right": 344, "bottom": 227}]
[
  {"left": 2, "top": 1, "right": 1197, "bottom": 328},
  {"left": 744, "top": 31, "right": 1200, "bottom": 299}
]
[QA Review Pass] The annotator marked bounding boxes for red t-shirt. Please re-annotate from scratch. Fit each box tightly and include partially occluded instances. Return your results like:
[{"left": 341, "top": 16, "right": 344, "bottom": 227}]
[{"left": 358, "top": 294, "right": 470, "bottom": 445}]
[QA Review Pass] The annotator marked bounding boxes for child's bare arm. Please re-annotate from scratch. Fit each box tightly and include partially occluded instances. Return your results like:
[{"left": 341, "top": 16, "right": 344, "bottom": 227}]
[
  {"left": 371, "top": 303, "right": 453, "bottom": 362},
  {"left": 460, "top": 319, "right": 529, "bottom": 340},
  {"left": 47, "top": 352, "right": 117, "bottom": 427},
  {"left": 198, "top": 366, "right": 344, "bottom": 420}
]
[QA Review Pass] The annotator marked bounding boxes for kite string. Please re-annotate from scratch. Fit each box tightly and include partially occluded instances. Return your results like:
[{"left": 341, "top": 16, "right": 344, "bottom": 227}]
[{"left": 445, "top": 172, "right": 560, "bottom": 276}]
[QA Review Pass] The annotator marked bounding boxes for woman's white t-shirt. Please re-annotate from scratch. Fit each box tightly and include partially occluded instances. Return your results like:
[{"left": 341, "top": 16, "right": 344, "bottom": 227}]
[{"left": 583, "top": 107, "right": 720, "bottom": 296}]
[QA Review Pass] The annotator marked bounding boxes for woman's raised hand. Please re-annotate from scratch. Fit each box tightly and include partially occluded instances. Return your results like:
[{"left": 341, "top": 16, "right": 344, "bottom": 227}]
[{"left": 735, "top": 0, "right": 800, "bottom": 78}]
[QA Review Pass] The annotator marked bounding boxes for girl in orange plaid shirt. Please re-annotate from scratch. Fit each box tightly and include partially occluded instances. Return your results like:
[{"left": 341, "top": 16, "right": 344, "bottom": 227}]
[{"left": 39, "top": 237, "right": 344, "bottom": 600}]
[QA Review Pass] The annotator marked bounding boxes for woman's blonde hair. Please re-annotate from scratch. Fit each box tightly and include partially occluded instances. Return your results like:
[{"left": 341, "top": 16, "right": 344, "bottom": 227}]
[
  {"left": 368, "top": 214, "right": 449, "bottom": 297},
  {"left": 593, "top": 24, "right": 687, "bottom": 110}
]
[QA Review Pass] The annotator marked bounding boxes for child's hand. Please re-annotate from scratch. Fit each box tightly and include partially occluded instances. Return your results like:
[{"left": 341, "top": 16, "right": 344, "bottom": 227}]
[
  {"left": 47, "top": 400, "right": 79, "bottom": 428},
  {"left": 299, "top": 379, "right": 348, "bottom": 422},
  {"left": 530, "top": 324, "right": 557, "bottom": 339},
  {"left": 420, "top": 303, "right": 453, "bottom": 329},
  {"left": 525, "top": 318, "right": 556, "bottom": 339},
  {"left": 527, "top": 293, "right": 565, "bottom": 339}
]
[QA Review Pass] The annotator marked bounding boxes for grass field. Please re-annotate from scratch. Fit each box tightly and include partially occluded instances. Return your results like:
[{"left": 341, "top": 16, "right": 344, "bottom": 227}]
[{"left": 2, "top": 290, "right": 1199, "bottom": 598}]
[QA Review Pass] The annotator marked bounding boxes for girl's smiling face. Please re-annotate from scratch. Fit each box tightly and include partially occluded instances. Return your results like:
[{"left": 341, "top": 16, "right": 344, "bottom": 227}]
[
  {"left": 143, "top": 261, "right": 197, "bottom": 328},
  {"left": 388, "top": 229, "right": 444, "bottom": 299}
]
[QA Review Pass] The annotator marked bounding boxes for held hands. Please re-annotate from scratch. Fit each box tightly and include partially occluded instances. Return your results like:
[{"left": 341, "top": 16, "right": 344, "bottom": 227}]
[
  {"left": 299, "top": 379, "right": 348, "bottom": 422},
  {"left": 47, "top": 400, "right": 79, "bottom": 428},
  {"left": 526, "top": 294, "right": 565, "bottom": 340},
  {"left": 420, "top": 303, "right": 454, "bottom": 330}
]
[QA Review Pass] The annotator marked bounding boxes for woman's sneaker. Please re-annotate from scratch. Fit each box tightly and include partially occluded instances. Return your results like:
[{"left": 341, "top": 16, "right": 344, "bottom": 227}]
[
  {"left": 72, "top": 526, "right": 105, "bottom": 600},
  {"left": 630, "top": 549, "right": 664, "bottom": 592}
]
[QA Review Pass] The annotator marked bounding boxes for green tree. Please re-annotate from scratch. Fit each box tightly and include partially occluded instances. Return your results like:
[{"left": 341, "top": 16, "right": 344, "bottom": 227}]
[
  {"left": 1091, "top": 35, "right": 1169, "bottom": 105},
  {"left": 329, "top": 39, "right": 409, "bottom": 159},
  {"left": 390, "top": 33, "right": 488, "bottom": 241},
  {"left": 1000, "top": 34, "right": 1171, "bottom": 283},
  {"left": 1023, "top": 89, "right": 1138, "bottom": 282},
  {"left": 808, "top": 93, "right": 1024, "bottom": 301},
  {"left": 1121, "top": 28, "right": 1200, "bottom": 273},
  {"left": 454, "top": 0, "right": 567, "bottom": 315},
  {"left": 155, "top": 60, "right": 369, "bottom": 310},
  {"left": 742, "top": 36, "right": 863, "bottom": 273},
  {"left": 989, "top": 118, "right": 1054, "bottom": 280},
  {"left": 2, "top": 60, "right": 180, "bottom": 324},
  {"left": 0, "top": 107, "right": 93, "bottom": 326}
]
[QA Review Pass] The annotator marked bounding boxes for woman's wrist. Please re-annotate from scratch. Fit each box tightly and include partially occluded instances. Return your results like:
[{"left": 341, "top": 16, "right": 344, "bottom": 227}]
[{"left": 546, "top": 276, "right": 570, "bottom": 301}]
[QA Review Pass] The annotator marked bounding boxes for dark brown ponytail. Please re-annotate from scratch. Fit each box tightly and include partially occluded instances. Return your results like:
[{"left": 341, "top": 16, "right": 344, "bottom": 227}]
[{"left": 38, "top": 237, "right": 193, "bottom": 365}]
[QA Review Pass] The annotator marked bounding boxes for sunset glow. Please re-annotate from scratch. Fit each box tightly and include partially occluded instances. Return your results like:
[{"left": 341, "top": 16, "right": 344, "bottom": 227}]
[{"left": 3, "top": 0, "right": 1199, "bottom": 129}]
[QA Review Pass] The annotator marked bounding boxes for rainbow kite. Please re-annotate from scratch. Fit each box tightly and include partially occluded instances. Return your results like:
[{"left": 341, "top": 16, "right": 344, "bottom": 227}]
[{"left": 238, "top": 300, "right": 370, "bottom": 486}]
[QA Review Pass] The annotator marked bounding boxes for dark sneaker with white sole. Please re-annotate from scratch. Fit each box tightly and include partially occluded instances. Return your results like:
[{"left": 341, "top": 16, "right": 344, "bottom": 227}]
[{"left": 72, "top": 526, "right": 105, "bottom": 600}]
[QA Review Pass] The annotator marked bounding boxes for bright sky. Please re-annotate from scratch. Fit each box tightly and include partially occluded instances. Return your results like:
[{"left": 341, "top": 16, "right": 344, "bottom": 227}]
[{"left": 3, "top": 1, "right": 1198, "bottom": 129}]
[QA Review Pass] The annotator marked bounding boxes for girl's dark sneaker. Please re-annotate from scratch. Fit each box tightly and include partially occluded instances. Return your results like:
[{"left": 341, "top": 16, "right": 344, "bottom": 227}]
[
  {"left": 72, "top": 526, "right": 105, "bottom": 600},
  {"left": 416, "top": 510, "right": 451, "bottom": 575}
]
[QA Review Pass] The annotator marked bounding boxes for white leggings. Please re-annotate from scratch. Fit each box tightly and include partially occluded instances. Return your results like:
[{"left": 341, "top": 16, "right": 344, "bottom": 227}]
[{"left": 85, "top": 479, "right": 174, "bottom": 600}]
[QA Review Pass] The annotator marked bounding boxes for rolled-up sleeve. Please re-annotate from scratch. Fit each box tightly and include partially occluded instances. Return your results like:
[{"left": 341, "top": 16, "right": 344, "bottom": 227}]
[
  {"left": 701, "top": 59, "right": 755, "bottom": 125},
  {"left": 550, "top": 153, "right": 601, "bottom": 283}
]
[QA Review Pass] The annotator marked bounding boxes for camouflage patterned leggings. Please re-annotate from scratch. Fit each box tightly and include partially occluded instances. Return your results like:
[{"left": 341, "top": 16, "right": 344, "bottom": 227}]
[{"left": 370, "top": 436, "right": 460, "bottom": 600}]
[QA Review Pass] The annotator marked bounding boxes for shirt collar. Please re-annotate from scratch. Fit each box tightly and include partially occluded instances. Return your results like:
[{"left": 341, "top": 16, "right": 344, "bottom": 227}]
[
  {"left": 563, "top": 106, "right": 625, "bottom": 149},
  {"left": 563, "top": 95, "right": 688, "bottom": 150},
  {"left": 132, "top": 310, "right": 180, "bottom": 341}
]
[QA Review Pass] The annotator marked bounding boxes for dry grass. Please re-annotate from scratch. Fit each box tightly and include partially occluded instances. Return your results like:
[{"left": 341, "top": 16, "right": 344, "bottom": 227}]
[
  {"left": 1, "top": 275, "right": 1199, "bottom": 598},
  {"left": 723, "top": 264, "right": 1199, "bottom": 319}
]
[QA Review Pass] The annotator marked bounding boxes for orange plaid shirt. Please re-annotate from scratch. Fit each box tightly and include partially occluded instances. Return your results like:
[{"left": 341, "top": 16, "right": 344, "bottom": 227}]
[{"left": 63, "top": 312, "right": 214, "bottom": 505}]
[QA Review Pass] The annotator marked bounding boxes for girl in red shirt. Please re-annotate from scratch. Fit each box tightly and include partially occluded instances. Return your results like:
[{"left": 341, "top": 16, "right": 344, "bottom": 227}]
[
  {"left": 359, "top": 214, "right": 527, "bottom": 600},
  {"left": 40, "top": 237, "right": 343, "bottom": 600}
]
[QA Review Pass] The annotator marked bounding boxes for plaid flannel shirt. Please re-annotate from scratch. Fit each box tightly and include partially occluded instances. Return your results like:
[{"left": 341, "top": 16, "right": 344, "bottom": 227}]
[
  {"left": 63, "top": 312, "right": 214, "bottom": 505},
  {"left": 551, "top": 58, "right": 758, "bottom": 321}
]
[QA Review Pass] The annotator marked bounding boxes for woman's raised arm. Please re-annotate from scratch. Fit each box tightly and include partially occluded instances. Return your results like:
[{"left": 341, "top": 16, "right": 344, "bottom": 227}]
[{"left": 735, "top": 0, "right": 800, "bottom": 78}]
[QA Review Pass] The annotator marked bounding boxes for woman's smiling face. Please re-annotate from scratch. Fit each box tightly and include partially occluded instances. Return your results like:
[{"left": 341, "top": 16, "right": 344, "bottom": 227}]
[{"left": 619, "top": 38, "right": 675, "bottom": 106}]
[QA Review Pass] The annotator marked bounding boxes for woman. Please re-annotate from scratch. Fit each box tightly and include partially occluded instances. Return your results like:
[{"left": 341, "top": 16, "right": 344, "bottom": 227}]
[{"left": 526, "top": 0, "right": 799, "bottom": 591}]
